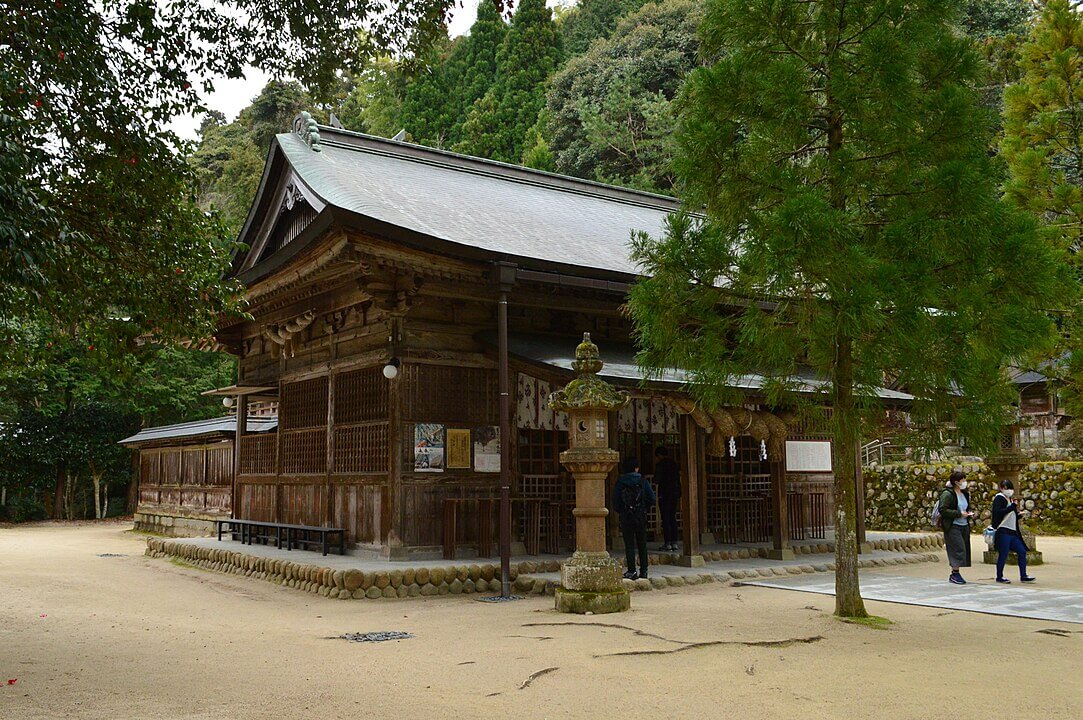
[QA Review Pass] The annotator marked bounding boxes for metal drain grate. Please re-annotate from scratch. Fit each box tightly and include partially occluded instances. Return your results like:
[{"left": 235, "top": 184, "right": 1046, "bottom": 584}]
[
  {"left": 338, "top": 631, "right": 414, "bottom": 643},
  {"left": 96, "top": 553, "right": 127, "bottom": 558},
  {"left": 475, "top": 594, "right": 524, "bottom": 603}
]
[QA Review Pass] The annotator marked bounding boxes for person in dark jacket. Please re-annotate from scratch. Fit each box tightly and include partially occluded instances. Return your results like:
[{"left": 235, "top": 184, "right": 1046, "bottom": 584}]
[
  {"left": 611, "top": 457, "right": 656, "bottom": 580},
  {"left": 939, "top": 470, "right": 975, "bottom": 584},
  {"left": 654, "top": 445, "right": 681, "bottom": 552},
  {"left": 991, "top": 479, "right": 1036, "bottom": 584}
]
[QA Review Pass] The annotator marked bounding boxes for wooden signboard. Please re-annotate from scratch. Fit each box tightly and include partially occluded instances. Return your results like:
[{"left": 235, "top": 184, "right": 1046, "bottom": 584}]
[{"left": 446, "top": 429, "right": 471, "bottom": 469}]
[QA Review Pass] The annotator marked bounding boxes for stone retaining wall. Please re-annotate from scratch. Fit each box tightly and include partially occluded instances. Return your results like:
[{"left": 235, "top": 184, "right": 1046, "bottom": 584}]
[
  {"left": 864, "top": 462, "right": 1083, "bottom": 535},
  {"left": 135, "top": 511, "right": 221, "bottom": 538},
  {"left": 146, "top": 538, "right": 562, "bottom": 599},
  {"left": 146, "top": 535, "right": 943, "bottom": 600}
]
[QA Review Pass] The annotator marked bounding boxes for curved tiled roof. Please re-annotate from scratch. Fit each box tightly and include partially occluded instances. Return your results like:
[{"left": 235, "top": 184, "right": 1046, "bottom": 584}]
[{"left": 241, "top": 127, "right": 677, "bottom": 279}]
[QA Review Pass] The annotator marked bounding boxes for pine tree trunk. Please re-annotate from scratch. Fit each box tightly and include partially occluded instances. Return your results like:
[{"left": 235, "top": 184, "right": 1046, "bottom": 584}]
[{"left": 832, "top": 336, "right": 868, "bottom": 618}]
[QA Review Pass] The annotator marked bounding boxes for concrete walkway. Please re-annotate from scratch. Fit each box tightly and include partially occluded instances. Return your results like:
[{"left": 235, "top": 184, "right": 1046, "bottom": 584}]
[{"left": 739, "top": 573, "right": 1083, "bottom": 624}]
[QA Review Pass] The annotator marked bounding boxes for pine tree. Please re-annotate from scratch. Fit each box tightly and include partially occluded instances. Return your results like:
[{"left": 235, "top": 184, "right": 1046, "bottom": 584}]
[
  {"left": 560, "top": 0, "right": 650, "bottom": 56},
  {"left": 456, "top": 0, "right": 563, "bottom": 163},
  {"left": 628, "top": 0, "right": 1071, "bottom": 617},
  {"left": 1001, "top": 0, "right": 1083, "bottom": 414},
  {"left": 399, "top": 36, "right": 459, "bottom": 147},
  {"left": 443, "top": 1, "right": 509, "bottom": 146},
  {"left": 1002, "top": 0, "right": 1083, "bottom": 255}
]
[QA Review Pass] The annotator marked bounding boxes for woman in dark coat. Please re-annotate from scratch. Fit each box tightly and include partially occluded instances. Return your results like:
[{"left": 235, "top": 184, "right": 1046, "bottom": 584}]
[
  {"left": 991, "top": 479, "right": 1036, "bottom": 584},
  {"left": 938, "top": 471, "right": 975, "bottom": 584}
]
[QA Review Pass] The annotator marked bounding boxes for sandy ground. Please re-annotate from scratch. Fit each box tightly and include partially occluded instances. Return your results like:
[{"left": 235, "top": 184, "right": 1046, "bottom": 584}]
[{"left": 1, "top": 523, "right": 1082, "bottom": 720}]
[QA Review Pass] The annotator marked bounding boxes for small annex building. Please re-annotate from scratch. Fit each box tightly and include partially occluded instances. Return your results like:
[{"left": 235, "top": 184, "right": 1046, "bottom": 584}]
[{"left": 133, "top": 116, "right": 910, "bottom": 560}]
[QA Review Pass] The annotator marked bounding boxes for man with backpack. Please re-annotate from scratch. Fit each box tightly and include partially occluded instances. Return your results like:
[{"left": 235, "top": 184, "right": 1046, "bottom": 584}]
[{"left": 611, "top": 456, "right": 656, "bottom": 580}]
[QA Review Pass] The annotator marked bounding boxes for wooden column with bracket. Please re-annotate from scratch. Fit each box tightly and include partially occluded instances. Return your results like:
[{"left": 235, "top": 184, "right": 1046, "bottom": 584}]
[{"left": 769, "top": 459, "right": 794, "bottom": 560}]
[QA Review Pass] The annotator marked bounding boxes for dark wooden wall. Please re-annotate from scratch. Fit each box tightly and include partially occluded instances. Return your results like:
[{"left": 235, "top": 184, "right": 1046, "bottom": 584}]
[{"left": 138, "top": 442, "right": 233, "bottom": 516}]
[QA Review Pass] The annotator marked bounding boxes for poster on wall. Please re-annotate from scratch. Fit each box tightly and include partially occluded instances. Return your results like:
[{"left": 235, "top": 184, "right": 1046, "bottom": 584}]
[
  {"left": 785, "top": 440, "right": 833, "bottom": 472},
  {"left": 414, "top": 424, "right": 445, "bottom": 472},
  {"left": 473, "top": 426, "right": 500, "bottom": 473},
  {"left": 446, "top": 429, "right": 471, "bottom": 469}
]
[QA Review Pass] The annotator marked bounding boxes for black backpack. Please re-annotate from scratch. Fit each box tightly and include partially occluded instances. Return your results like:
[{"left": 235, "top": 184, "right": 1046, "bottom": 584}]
[{"left": 620, "top": 478, "right": 646, "bottom": 521}]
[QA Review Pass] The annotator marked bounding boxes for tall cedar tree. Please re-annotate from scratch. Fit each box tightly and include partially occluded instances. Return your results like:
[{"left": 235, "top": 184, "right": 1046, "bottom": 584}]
[
  {"left": 399, "top": 35, "right": 458, "bottom": 147},
  {"left": 443, "top": 0, "right": 508, "bottom": 147},
  {"left": 1001, "top": 0, "right": 1083, "bottom": 413},
  {"left": 456, "top": 0, "right": 563, "bottom": 163},
  {"left": 628, "top": 0, "right": 1070, "bottom": 617},
  {"left": 545, "top": 0, "right": 703, "bottom": 193},
  {"left": 560, "top": 0, "right": 650, "bottom": 56}
]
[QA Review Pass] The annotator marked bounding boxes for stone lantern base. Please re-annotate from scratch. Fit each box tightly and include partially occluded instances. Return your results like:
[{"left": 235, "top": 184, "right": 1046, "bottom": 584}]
[{"left": 554, "top": 551, "right": 630, "bottom": 614}]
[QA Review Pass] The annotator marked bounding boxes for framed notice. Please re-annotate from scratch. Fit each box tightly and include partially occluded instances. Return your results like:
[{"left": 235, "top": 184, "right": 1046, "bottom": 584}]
[
  {"left": 473, "top": 426, "right": 500, "bottom": 473},
  {"left": 785, "top": 440, "right": 833, "bottom": 472},
  {"left": 446, "top": 429, "right": 471, "bottom": 469},
  {"left": 414, "top": 423, "right": 445, "bottom": 472}
]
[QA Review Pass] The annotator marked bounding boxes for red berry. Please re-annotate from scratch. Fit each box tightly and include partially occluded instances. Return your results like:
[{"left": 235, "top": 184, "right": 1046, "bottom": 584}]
[
  {"left": 182, "top": 82, "right": 191, "bottom": 90},
  {"left": 174, "top": 267, "right": 183, "bottom": 274},
  {"left": 129, "top": 156, "right": 137, "bottom": 165},
  {"left": 34, "top": 99, "right": 42, "bottom": 108},
  {"left": 58, "top": 51, "right": 65, "bottom": 60},
  {"left": 87, "top": 345, "right": 94, "bottom": 351}
]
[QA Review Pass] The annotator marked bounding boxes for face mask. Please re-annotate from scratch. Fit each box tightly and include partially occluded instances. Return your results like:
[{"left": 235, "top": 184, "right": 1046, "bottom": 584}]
[
  {"left": 959, "top": 481, "right": 969, "bottom": 490},
  {"left": 1003, "top": 489, "right": 1014, "bottom": 498}
]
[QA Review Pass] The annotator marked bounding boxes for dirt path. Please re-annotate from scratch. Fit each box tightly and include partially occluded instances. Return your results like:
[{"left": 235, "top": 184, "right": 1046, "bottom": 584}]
[{"left": 2, "top": 523, "right": 1081, "bottom": 719}]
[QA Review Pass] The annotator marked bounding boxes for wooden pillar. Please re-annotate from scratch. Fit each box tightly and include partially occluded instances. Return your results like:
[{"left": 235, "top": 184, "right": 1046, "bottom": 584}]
[
  {"left": 768, "top": 459, "right": 794, "bottom": 559},
  {"left": 385, "top": 353, "right": 404, "bottom": 558},
  {"left": 325, "top": 341, "right": 337, "bottom": 529},
  {"left": 678, "top": 415, "right": 704, "bottom": 566},
  {"left": 233, "top": 394, "right": 248, "bottom": 520},
  {"left": 607, "top": 410, "right": 620, "bottom": 548}
]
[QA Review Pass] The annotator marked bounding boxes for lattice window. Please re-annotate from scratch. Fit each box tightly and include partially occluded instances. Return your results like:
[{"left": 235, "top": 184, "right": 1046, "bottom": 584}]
[
  {"left": 281, "top": 428, "right": 327, "bottom": 474},
  {"left": 517, "top": 428, "right": 568, "bottom": 477},
  {"left": 333, "top": 423, "right": 388, "bottom": 474},
  {"left": 334, "top": 367, "right": 387, "bottom": 424},
  {"left": 403, "top": 365, "right": 498, "bottom": 425},
  {"left": 240, "top": 435, "right": 276, "bottom": 475},
  {"left": 280, "top": 377, "right": 328, "bottom": 429}
]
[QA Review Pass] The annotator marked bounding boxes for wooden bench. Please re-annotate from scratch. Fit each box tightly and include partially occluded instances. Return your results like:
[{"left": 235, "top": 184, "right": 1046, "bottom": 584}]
[{"left": 216, "top": 519, "right": 346, "bottom": 556}]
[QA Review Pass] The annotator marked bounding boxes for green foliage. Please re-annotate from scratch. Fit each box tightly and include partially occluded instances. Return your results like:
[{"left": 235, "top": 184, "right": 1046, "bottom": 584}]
[
  {"left": 627, "top": 0, "right": 1072, "bottom": 617},
  {"left": 521, "top": 115, "right": 556, "bottom": 171},
  {"left": 1002, "top": 0, "right": 1083, "bottom": 256},
  {"left": 457, "top": 0, "right": 564, "bottom": 163},
  {"left": 0, "top": 0, "right": 460, "bottom": 346},
  {"left": 0, "top": 319, "right": 235, "bottom": 521},
  {"left": 399, "top": 35, "right": 460, "bottom": 147},
  {"left": 559, "top": 0, "right": 650, "bottom": 56},
  {"left": 337, "top": 57, "right": 408, "bottom": 137},
  {"left": 1001, "top": 1, "right": 1083, "bottom": 416},
  {"left": 190, "top": 80, "right": 313, "bottom": 236},
  {"left": 962, "top": 0, "right": 1033, "bottom": 38},
  {"left": 545, "top": 0, "right": 702, "bottom": 193}
]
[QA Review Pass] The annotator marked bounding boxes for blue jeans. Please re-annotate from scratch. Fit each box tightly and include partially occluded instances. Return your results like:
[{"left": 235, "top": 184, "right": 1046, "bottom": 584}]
[{"left": 995, "top": 531, "right": 1028, "bottom": 580}]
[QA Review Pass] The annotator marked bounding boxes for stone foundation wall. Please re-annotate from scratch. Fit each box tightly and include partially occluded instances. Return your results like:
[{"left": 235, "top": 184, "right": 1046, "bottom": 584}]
[
  {"left": 145, "top": 535, "right": 943, "bottom": 600},
  {"left": 145, "top": 538, "right": 562, "bottom": 599},
  {"left": 864, "top": 462, "right": 1083, "bottom": 535},
  {"left": 134, "top": 510, "right": 222, "bottom": 538}
]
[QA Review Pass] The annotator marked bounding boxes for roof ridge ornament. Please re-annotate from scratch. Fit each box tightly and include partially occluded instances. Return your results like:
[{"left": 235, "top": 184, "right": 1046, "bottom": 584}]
[{"left": 293, "top": 111, "right": 322, "bottom": 152}]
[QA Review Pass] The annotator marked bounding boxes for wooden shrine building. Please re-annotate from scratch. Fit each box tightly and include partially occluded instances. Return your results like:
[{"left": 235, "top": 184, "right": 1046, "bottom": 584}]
[{"left": 188, "top": 116, "right": 910, "bottom": 561}]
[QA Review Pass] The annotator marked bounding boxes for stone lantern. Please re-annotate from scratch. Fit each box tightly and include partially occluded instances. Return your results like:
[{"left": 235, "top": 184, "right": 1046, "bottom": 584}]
[
  {"left": 548, "top": 333, "right": 631, "bottom": 614},
  {"left": 983, "top": 413, "right": 1043, "bottom": 565}
]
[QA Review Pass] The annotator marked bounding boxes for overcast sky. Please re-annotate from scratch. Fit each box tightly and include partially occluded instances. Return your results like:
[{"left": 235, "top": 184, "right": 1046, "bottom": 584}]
[{"left": 170, "top": 0, "right": 558, "bottom": 140}]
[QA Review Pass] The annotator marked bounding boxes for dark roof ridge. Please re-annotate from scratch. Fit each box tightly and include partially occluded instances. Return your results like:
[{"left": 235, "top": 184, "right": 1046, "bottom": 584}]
[{"left": 299, "top": 124, "right": 681, "bottom": 213}]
